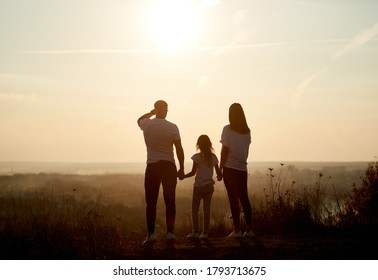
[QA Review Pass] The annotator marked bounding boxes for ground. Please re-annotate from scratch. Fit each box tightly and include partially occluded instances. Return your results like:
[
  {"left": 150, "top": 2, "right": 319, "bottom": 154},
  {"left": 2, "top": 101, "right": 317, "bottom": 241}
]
[{"left": 120, "top": 233, "right": 378, "bottom": 260}]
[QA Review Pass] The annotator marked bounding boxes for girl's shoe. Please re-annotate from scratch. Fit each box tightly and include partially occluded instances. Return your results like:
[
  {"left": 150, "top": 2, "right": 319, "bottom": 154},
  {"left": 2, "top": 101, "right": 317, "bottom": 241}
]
[
  {"left": 199, "top": 233, "right": 208, "bottom": 239},
  {"left": 167, "top": 232, "right": 176, "bottom": 240},
  {"left": 226, "top": 231, "right": 242, "bottom": 238},
  {"left": 187, "top": 232, "right": 199, "bottom": 239}
]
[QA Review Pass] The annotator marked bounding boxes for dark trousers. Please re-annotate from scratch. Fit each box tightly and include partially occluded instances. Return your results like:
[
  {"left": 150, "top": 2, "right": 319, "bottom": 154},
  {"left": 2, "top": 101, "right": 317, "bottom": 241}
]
[
  {"left": 145, "top": 161, "right": 177, "bottom": 235},
  {"left": 223, "top": 166, "right": 252, "bottom": 226},
  {"left": 191, "top": 184, "right": 214, "bottom": 233}
]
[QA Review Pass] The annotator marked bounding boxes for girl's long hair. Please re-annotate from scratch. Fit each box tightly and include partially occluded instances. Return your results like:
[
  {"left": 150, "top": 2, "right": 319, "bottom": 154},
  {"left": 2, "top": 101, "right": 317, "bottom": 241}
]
[
  {"left": 196, "top": 135, "right": 214, "bottom": 166},
  {"left": 229, "top": 103, "right": 250, "bottom": 134}
]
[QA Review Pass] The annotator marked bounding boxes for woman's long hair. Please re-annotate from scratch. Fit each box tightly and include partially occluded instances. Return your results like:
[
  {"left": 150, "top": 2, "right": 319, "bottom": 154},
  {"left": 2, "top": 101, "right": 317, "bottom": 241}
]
[
  {"left": 196, "top": 135, "right": 214, "bottom": 166},
  {"left": 229, "top": 103, "right": 250, "bottom": 134}
]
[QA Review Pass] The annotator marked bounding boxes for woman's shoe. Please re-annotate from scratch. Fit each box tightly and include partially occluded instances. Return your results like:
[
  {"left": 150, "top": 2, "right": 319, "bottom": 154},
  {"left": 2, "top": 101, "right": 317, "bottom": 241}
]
[
  {"left": 243, "top": 230, "right": 256, "bottom": 238},
  {"left": 226, "top": 231, "right": 242, "bottom": 238}
]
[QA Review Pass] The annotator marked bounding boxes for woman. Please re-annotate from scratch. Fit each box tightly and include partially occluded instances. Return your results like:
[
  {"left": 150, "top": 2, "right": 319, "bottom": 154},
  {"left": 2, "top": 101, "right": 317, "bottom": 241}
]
[{"left": 220, "top": 103, "right": 255, "bottom": 238}]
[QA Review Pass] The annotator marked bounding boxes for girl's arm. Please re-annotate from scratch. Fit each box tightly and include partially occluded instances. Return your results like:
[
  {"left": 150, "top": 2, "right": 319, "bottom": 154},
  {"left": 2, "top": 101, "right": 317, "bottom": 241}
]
[
  {"left": 215, "top": 164, "right": 222, "bottom": 181},
  {"left": 180, "top": 161, "right": 197, "bottom": 180}
]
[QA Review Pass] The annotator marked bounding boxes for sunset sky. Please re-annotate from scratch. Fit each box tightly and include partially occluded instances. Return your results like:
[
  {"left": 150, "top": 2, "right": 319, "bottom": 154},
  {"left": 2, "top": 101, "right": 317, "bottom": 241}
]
[{"left": 1, "top": 0, "right": 377, "bottom": 163}]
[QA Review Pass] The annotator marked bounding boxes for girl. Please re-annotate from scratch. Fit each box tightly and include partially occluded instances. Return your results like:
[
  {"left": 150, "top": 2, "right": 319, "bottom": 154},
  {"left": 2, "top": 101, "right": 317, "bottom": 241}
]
[{"left": 181, "top": 135, "right": 222, "bottom": 239}]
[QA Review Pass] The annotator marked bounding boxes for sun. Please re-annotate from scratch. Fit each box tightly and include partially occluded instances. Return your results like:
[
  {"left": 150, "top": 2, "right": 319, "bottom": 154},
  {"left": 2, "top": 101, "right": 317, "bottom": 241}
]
[{"left": 146, "top": 0, "right": 201, "bottom": 52}]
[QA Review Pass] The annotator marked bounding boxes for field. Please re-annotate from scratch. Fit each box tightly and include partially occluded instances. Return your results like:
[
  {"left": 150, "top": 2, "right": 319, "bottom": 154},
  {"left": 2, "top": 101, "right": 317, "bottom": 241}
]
[{"left": 0, "top": 162, "right": 378, "bottom": 260}]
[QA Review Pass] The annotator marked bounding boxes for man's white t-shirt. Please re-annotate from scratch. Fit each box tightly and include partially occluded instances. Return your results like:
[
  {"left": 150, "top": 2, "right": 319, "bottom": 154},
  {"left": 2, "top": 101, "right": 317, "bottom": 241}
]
[
  {"left": 220, "top": 124, "right": 251, "bottom": 171},
  {"left": 139, "top": 118, "right": 180, "bottom": 164},
  {"left": 191, "top": 153, "right": 219, "bottom": 187}
]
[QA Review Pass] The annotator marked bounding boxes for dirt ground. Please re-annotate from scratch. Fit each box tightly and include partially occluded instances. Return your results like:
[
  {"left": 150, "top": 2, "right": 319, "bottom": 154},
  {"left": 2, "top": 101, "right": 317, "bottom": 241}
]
[{"left": 120, "top": 233, "right": 378, "bottom": 260}]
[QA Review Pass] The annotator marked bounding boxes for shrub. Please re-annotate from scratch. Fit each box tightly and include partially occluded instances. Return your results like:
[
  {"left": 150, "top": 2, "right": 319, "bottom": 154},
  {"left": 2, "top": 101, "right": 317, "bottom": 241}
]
[{"left": 338, "top": 161, "right": 378, "bottom": 226}]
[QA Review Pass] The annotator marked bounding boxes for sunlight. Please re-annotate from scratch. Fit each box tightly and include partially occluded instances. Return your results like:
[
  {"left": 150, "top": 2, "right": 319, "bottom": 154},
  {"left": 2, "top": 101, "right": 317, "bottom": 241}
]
[{"left": 146, "top": 0, "right": 201, "bottom": 52}]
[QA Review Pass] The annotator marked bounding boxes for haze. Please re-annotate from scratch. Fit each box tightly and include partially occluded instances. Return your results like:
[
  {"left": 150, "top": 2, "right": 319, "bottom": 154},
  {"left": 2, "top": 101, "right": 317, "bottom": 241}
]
[{"left": 1, "top": 0, "right": 377, "bottom": 163}]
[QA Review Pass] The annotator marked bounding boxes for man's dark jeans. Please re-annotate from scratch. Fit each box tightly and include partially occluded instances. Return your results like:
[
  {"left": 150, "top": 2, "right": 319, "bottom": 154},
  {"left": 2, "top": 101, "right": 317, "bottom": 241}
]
[{"left": 145, "top": 160, "right": 177, "bottom": 235}]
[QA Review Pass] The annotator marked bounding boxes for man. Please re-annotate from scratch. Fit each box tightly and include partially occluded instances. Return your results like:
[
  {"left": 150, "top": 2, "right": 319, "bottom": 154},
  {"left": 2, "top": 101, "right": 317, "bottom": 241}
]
[{"left": 137, "top": 100, "right": 185, "bottom": 244}]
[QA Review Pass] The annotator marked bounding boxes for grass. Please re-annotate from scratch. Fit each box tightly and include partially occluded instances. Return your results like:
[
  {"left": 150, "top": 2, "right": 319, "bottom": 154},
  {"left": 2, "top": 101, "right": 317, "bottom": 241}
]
[{"left": 0, "top": 161, "right": 376, "bottom": 259}]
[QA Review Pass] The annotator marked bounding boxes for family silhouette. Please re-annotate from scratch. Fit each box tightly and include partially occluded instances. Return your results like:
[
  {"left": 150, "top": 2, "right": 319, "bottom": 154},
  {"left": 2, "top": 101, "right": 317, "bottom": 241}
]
[{"left": 138, "top": 100, "right": 255, "bottom": 245}]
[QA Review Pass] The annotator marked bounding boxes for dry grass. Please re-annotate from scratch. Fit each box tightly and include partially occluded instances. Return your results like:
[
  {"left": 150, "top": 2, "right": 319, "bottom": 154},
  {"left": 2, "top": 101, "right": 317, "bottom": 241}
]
[{"left": 0, "top": 162, "right": 376, "bottom": 259}]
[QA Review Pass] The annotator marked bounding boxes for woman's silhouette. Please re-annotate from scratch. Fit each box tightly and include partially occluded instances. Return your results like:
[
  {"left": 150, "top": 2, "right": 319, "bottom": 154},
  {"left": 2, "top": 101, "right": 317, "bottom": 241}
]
[{"left": 220, "top": 103, "right": 256, "bottom": 239}]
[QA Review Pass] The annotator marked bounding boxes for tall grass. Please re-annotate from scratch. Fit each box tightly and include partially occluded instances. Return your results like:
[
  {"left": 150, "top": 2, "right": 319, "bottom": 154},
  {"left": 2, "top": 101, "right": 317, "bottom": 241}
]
[
  {"left": 0, "top": 185, "right": 124, "bottom": 259},
  {"left": 251, "top": 164, "right": 340, "bottom": 235},
  {"left": 0, "top": 162, "right": 376, "bottom": 259}
]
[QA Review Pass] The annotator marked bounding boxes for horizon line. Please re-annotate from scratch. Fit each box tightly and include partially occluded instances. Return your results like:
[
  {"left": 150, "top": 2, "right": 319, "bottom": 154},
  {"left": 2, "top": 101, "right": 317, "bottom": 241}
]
[
  {"left": 19, "top": 38, "right": 378, "bottom": 55},
  {"left": 0, "top": 160, "right": 373, "bottom": 164}
]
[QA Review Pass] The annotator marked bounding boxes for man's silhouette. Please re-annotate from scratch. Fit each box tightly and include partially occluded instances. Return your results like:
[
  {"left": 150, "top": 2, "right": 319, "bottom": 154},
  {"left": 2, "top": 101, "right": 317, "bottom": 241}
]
[{"left": 137, "top": 100, "right": 184, "bottom": 244}]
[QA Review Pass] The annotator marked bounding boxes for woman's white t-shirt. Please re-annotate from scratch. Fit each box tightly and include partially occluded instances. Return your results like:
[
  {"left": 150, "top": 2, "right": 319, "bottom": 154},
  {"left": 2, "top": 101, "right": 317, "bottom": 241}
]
[{"left": 220, "top": 124, "right": 251, "bottom": 171}]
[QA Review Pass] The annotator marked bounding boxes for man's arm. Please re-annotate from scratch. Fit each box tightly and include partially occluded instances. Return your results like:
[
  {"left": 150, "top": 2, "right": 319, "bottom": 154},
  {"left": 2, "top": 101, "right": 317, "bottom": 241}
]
[
  {"left": 215, "top": 164, "right": 222, "bottom": 181},
  {"left": 137, "top": 109, "right": 156, "bottom": 127},
  {"left": 174, "top": 139, "right": 185, "bottom": 178}
]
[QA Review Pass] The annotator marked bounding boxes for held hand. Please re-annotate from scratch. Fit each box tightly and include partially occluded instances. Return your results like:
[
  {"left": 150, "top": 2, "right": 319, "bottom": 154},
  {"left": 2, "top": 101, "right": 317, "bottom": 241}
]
[
  {"left": 216, "top": 173, "right": 223, "bottom": 181},
  {"left": 150, "top": 109, "right": 156, "bottom": 115},
  {"left": 177, "top": 169, "right": 185, "bottom": 180}
]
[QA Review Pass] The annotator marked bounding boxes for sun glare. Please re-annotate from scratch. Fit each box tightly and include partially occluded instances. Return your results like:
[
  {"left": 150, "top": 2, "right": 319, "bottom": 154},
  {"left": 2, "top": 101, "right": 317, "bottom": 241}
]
[{"left": 146, "top": 0, "right": 201, "bottom": 52}]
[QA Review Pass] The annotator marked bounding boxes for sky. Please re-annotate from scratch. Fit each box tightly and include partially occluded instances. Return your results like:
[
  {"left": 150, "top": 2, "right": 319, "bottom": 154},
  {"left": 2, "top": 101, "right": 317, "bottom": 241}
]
[{"left": 0, "top": 0, "right": 377, "bottom": 163}]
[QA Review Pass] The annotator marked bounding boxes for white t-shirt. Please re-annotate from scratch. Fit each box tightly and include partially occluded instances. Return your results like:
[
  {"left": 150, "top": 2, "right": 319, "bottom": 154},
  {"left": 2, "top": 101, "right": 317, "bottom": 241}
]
[
  {"left": 220, "top": 124, "right": 251, "bottom": 171},
  {"left": 191, "top": 153, "right": 219, "bottom": 187},
  {"left": 139, "top": 118, "right": 181, "bottom": 164}
]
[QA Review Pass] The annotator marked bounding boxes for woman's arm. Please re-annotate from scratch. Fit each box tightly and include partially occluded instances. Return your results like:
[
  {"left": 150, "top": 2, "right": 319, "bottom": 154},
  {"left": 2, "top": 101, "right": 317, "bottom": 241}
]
[{"left": 220, "top": 145, "right": 229, "bottom": 172}]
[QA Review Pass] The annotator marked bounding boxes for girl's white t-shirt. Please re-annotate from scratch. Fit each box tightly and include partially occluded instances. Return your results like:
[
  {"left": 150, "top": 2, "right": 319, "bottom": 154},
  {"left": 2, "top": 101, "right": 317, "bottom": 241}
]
[
  {"left": 191, "top": 153, "right": 219, "bottom": 187},
  {"left": 220, "top": 124, "right": 251, "bottom": 171}
]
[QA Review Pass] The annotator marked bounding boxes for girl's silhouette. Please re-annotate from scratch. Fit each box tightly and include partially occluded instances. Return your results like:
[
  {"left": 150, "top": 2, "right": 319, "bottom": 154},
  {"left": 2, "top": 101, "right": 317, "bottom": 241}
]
[{"left": 180, "top": 135, "right": 222, "bottom": 239}]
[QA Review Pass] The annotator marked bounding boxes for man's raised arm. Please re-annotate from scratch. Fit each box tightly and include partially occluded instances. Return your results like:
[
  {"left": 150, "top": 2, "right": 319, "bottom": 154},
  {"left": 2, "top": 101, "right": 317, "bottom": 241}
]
[{"left": 137, "top": 109, "right": 156, "bottom": 127}]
